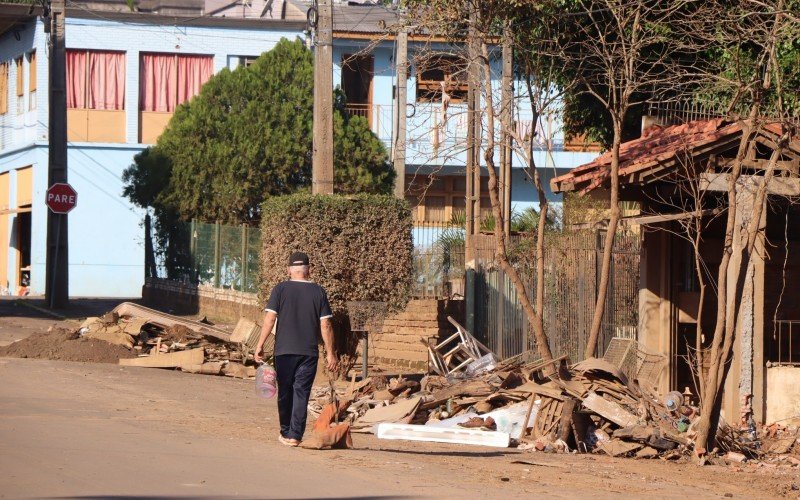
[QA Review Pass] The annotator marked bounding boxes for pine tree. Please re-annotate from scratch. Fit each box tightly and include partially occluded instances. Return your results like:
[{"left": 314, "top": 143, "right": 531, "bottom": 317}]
[{"left": 123, "top": 37, "right": 394, "bottom": 226}]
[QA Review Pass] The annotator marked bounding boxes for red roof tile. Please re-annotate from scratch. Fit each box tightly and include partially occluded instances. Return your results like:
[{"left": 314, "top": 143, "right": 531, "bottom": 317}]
[{"left": 552, "top": 119, "right": 744, "bottom": 193}]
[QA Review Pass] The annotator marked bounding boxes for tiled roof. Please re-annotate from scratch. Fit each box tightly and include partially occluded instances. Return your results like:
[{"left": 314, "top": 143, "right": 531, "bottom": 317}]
[{"left": 551, "top": 119, "right": 745, "bottom": 194}]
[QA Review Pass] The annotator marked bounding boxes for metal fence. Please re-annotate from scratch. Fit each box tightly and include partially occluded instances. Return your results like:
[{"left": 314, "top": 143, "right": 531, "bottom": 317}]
[
  {"left": 410, "top": 221, "right": 528, "bottom": 299},
  {"left": 153, "top": 219, "right": 640, "bottom": 364},
  {"left": 411, "top": 221, "right": 466, "bottom": 298},
  {"left": 159, "top": 218, "right": 464, "bottom": 297},
  {"left": 161, "top": 220, "right": 261, "bottom": 293},
  {"left": 476, "top": 230, "right": 641, "bottom": 362},
  {"left": 771, "top": 320, "right": 800, "bottom": 365}
]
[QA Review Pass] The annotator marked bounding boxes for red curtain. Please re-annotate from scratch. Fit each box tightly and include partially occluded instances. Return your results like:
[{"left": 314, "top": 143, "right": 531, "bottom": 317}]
[
  {"left": 177, "top": 55, "right": 213, "bottom": 105},
  {"left": 88, "top": 51, "right": 125, "bottom": 110},
  {"left": 140, "top": 53, "right": 176, "bottom": 112},
  {"left": 140, "top": 53, "right": 212, "bottom": 112},
  {"left": 66, "top": 50, "right": 87, "bottom": 109}
]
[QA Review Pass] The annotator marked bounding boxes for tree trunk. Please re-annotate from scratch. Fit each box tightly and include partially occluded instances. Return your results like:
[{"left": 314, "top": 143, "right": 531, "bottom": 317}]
[
  {"left": 480, "top": 42, "right": 554, "bottom": 363},
  {"left": 533, "top": 168, "right": 548, "bottom": 337},
  {"left": 585, "top": 119, "right": 622, "bottom": 358},
  {"left": 524, "top": 77, "right": 548, "bottom": 352},
  {"left": 693, "top": 225, "right": 706, "bottom": 403},
  {"left": 693, "top": 121, "right": 750, "bottom": 455},
  {"left": 694, "top": 123, "right": 786, "bottom": 455},
  {"left": 144, "top": 212, "right": 158, "bottom": 279}
]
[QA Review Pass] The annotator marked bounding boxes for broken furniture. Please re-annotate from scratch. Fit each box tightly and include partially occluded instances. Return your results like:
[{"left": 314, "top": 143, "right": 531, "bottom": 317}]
[
  {"left": 77, "top": 302, "right": 261, "bottom": 377},
  {"left": 112, "top": 302, "right": 232, "bottom": 342},
  {"left": 423, "top": 316, "right": 494, "bottom": 376},
  {"left": 603, "top": 337, "right": 667, "bottom": 390}
]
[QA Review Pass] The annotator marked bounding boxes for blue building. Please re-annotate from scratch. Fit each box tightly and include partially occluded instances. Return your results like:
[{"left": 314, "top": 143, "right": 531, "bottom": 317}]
[
  {"left": 0, "top": 3, "right": 305, "bottom": 297},
  {"left": 0, "top": 0, "right": 599, "bottom": 298}
]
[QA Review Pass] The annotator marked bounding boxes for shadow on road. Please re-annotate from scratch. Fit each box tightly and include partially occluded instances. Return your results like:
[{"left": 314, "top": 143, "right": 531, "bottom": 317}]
[
  {"left": 360, "top": 447, "right": 516, "bottom": 458},
  {"left": 52, "top": 497, "right": 410, "bottom": 500},
  {"left": 1, "top": 297, "right": 141, "bottom": 321}
]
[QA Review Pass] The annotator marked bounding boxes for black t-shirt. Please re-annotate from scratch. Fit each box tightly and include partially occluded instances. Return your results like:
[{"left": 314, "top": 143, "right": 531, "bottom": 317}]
[{"left": 265, "top": 280, "right": 333, "bottom": 357}]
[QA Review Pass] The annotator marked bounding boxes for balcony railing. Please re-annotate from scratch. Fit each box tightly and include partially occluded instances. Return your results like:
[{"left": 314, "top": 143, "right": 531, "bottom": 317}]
[
  {"left": 344, "top": 103, "right": 372, "bottom": 128},
  {"left": 771, "top": 320, "right": 800, "bottom": 366}
]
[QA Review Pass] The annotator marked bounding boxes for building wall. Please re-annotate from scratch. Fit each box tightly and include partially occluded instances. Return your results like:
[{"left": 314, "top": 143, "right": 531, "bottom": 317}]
[
  {"left": 64, "top": 17, "right": 303, "bottom": 144},
  {"left": 2, "top": 17, "right": 599, "bottom": 298},
  {"left": 0, "top": 19, "right": 46, "bottom": 152},
  {"left": 766, "top": 366, "right": 800, "bottom": 424}
]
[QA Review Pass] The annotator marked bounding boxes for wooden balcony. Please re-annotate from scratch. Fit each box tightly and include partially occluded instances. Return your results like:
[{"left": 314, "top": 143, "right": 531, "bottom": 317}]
[{"left": 344, "top": 103, "right": 371, "bottom": 128}]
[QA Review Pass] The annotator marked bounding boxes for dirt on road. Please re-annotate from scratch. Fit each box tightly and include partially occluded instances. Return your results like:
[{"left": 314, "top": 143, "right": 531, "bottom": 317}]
[
  {"left": 0, "top": 299, "right": 139, "bottom": 363},
  {"left": 0, "top": 327, "right": 136, "bottom": 363},
  {"left": 1, "top": 357, "right": 797, "bottom": 499}
]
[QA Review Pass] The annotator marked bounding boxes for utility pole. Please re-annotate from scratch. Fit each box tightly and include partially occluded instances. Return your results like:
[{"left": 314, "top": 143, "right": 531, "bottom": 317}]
[
  {"left": 392, "top": 23, "right": 408, "bottom": 199},
  {"left": 500, "top": 23, "right": 513, "bottom": 237},
  {"left": 312, "top": 0, "right": 334, "bottom": 195},
  {"left": 471, "top": 30, "right": 483, "bottom": 239},
  {"left": 45, "top": 0, "right": 69, "bottom": 309},
  {"left": 465, "top": 6, "right": 479, "bottom": 334}
]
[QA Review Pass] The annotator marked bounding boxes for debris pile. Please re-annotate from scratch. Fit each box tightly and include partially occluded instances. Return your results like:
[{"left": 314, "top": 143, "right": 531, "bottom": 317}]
[
  {"left": 79, "top": 302, "right": 263, "bottom": 377},
  {"left": 308, "top": 317, "right": 799, "bottom": 465}
]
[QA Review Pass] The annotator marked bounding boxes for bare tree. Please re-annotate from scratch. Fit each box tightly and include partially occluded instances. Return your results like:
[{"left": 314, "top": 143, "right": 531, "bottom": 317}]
[
  {"left": 535, "top": 0, "right": 705, "bottom": 358},
  {"left": 405, "top": 0, "right": 564, "bottom": 362},
  {"left": 635, "top": 0, "right": 800, "bottom": 456}
]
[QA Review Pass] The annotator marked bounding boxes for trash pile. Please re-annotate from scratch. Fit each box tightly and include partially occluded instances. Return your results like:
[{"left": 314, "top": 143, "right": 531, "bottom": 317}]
[
  {"left": 78, "top": 302, "right": 263, "bottom": 378},
  {"left": 306, "top": 318, "right": 799, "bottom": 465},
  {"left": 716, "top": 421, "right": 800, "bottom": 467}
]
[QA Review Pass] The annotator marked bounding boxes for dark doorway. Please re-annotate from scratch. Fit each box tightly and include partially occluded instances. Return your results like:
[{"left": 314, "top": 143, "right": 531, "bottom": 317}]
[
  {"left": 341, "top": 54, "right": 373, "bottom": 127},
  {"left": 16, "top": 210, "right": 31, "bottom": 288}
]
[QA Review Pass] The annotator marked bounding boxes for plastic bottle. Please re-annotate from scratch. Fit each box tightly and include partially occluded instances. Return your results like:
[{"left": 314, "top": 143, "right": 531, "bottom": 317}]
[{"left": 255, "top": 363, "right": 277, "bottom": 399}]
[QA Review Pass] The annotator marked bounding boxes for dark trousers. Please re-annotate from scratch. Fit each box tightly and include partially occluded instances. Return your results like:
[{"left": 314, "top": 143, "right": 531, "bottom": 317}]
[{"left": 275, "top": 354, "right": 318, "bottom": 441}]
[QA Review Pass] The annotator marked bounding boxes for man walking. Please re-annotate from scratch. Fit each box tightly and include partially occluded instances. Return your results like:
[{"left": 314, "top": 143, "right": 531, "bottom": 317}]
[{"left": 254, "top": 252, "right": 338, "bottom": 447}]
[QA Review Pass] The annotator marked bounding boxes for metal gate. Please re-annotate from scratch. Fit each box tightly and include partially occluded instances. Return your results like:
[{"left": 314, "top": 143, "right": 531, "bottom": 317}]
[{"left": 476, "top": 230, "right": 641, "bottom": 362}]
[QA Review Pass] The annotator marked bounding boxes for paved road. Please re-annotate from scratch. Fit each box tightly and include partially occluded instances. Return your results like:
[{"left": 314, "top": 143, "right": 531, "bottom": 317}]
[
  {"left": 1, "top": 357, "right": 795, "bottom": 499},
  {"left": 0, "top": 358, "right": 491, "bottom": 499}
]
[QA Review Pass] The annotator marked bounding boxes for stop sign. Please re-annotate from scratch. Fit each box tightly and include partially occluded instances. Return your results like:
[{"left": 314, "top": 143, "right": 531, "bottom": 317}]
[{"left": 46, "top": 183, "right": 78, "bottom": 214}]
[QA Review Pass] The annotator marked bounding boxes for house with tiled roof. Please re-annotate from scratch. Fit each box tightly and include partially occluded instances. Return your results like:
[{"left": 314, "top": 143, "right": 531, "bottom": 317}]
[{"left": 552, "top": 117, "right": 800, "bottom": 425}]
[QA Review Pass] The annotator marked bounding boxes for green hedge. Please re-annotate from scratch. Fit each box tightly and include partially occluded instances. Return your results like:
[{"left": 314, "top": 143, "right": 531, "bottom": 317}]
[{"left": 259, "top": 194, "right": 413, "bottom": 317}]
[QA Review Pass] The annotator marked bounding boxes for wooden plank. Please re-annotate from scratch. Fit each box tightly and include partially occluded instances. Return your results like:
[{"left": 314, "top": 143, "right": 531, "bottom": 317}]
[
  {"left": 230, "top": 318, "right": 259, "bottom": 343},
  {"left": 112, "top": 302, "right": 231, "bottom": 343},
  {"left": 522, "top": 395, "right": 537, "bottom": 438},
  {"left": 420, "top": 380, "right": 494, "bottom": 410},
  {"left": 620, "top": 208, "right": 723, "bottom": 228},
  {"left": 599, "top": 439, "right": 643, "bottom": 457},
  {"left": 119, "top": 348, "right": 204, "bottom": 368},
  {"left": 700, "top": 173, "right": 800, "bottom": 196},
  {"left": 513, "top": 382, "right": 566, "bottom": 400},
  {"left": 741, "top": 158, "right": 799, "bottom": 173},
  {"left": 582, "top": 391, "right": 639, "bottom": 427},
  {"left": 556, "top": 398, "right": 577, "bottom": 442}
]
